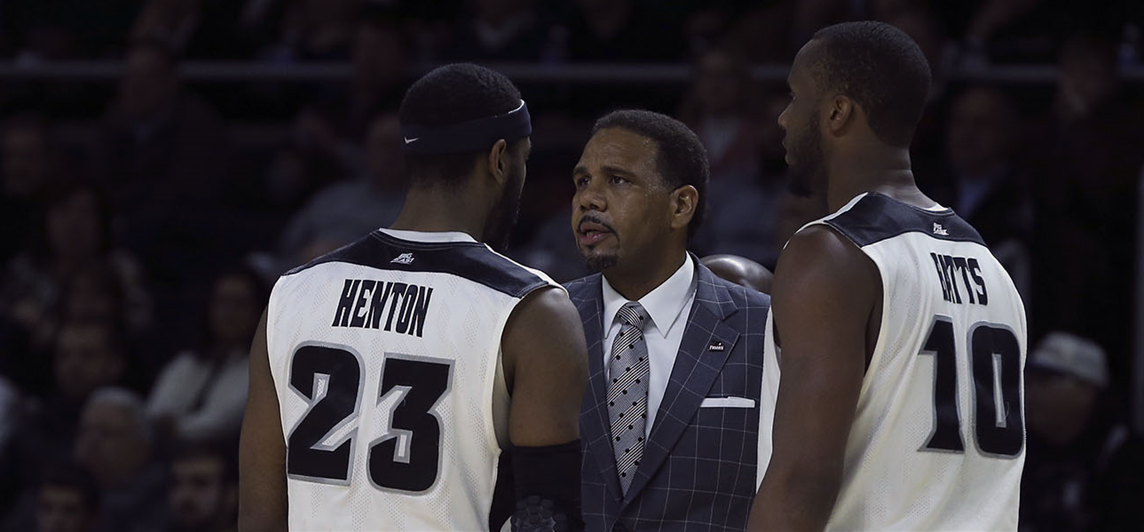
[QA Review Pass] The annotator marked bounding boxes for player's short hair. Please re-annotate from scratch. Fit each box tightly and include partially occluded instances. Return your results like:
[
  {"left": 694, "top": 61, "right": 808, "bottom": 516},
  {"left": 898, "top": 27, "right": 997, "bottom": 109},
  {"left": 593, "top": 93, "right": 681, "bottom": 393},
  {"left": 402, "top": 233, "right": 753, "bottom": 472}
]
[
  {"left": 592, "top": 110, "right": 709, "bottom": 240},
  {"left": 809, "top": 21, "right": 931, "bottom": 148},
  {"left": 398, "top": 64, "right": 525, "bottom": 187}
]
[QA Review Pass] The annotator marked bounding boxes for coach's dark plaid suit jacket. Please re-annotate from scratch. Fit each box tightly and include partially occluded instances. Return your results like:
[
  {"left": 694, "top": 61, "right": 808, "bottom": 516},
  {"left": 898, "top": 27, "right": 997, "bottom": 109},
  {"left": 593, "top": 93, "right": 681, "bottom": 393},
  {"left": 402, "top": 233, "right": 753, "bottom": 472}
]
[{"left": 564, "top": 258, "right": 771, "bottom": 532}]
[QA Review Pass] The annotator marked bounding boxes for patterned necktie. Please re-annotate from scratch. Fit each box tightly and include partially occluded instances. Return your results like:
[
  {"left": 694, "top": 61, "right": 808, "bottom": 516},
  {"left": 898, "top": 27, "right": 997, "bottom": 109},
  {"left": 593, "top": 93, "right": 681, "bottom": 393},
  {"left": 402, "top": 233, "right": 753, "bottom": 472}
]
[{"left": 607, "top": 301, "right": 650, "bottom": 493}]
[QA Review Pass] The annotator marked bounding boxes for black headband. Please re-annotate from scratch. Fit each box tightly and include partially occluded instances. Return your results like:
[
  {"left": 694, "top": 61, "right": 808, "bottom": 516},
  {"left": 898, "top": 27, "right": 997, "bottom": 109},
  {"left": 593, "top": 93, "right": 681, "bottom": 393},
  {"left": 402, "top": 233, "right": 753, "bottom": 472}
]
[{"left": 401, "top": 100, "right": 532, "bottom": 154}]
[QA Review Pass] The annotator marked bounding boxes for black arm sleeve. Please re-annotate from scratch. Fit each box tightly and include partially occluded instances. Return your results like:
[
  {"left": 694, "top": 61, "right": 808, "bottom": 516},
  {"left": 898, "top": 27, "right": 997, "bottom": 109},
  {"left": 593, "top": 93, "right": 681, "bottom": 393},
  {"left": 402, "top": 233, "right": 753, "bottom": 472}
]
[{"left": 510, "top": 440, "right": 584, "bottom": 532}]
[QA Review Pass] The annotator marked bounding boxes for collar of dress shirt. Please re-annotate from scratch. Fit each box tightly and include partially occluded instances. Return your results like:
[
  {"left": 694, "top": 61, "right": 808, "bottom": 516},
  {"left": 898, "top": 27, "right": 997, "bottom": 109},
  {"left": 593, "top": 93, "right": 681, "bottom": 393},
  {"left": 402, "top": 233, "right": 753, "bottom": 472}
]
[{"left": 601, "top": 253, "right": 696, "bottom": 338}]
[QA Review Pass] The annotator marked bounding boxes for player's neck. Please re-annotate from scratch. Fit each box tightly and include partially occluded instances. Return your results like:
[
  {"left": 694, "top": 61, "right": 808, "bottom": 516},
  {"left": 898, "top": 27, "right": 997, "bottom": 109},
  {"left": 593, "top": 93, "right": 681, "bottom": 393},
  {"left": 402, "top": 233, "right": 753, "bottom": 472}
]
[
  {"left": 389, "top": 188, "right": 485, "bottom": 242},
  {"left": 826, "top": 146, "right": 920, "bottom": 212},
  {"left": 603, "top": 248, "right": 687, "bottom": 302}
]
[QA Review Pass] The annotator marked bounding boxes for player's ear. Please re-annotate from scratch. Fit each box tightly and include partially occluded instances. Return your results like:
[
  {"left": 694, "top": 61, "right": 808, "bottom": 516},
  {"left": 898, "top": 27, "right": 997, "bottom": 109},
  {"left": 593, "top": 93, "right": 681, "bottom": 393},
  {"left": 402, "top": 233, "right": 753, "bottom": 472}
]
[
  {"left": 486, "top": 139, "right": 509, "bottom": 185},
  {"left": 827, "top": 94, "right": 854, "bottom": 135},
  {"left": 669, "top": 185, "right": 698, "bottom": 232}
]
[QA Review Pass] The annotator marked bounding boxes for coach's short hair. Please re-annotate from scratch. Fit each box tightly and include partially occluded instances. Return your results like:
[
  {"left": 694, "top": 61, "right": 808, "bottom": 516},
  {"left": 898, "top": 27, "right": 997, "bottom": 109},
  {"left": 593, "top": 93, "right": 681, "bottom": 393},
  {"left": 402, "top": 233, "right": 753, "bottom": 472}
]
[
  {"left": 592, "top": 110, "right": 709, "bottom": 240},
  {"left": 809, "top": 21, "right": 931, "bottom": 147},
  {"left": 398, "top": 64, "right": 524, "bottom": 187}
]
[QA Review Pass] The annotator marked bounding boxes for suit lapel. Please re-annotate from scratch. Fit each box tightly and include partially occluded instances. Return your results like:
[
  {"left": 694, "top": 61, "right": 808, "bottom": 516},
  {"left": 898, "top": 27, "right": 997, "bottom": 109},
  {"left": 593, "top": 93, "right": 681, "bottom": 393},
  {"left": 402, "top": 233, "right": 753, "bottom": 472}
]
[
  {"left": 622, "top": 264, "right": 741, "bottom": 504},
  {"left": 573, "top": 275, "right": 624, "bottom": 501}
]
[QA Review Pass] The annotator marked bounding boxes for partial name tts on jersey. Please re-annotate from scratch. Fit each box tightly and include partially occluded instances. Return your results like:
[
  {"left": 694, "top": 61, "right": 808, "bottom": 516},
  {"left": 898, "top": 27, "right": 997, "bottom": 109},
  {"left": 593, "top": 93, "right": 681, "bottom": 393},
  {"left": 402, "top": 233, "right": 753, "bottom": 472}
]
[
  {"left": 929, "top": 253, "right": 988, "bottom": 306},
  {"left": 331, "top": 279, "right": 433, "bottom": 337}
]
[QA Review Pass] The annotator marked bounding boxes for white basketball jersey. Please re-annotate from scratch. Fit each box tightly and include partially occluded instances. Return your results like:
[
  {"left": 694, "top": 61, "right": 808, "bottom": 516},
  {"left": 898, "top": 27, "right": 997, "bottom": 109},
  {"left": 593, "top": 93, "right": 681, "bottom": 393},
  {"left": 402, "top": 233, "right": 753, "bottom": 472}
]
[
  {"left": 771, "top": 192, "right": 1028, "bottom": 531},
  {"left": 266, "top": 229, "right": 560, "bottom": 532}
]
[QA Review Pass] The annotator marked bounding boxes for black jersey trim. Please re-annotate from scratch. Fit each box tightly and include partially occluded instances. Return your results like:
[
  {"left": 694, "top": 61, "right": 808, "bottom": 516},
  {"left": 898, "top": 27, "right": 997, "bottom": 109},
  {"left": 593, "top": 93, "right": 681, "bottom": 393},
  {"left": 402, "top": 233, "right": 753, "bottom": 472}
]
[
  {"left": 284, "top": 231, "right": 549, "bottom": 298},
  {"left": 824, "top": 193, "right": 987, "bottom": 248}
]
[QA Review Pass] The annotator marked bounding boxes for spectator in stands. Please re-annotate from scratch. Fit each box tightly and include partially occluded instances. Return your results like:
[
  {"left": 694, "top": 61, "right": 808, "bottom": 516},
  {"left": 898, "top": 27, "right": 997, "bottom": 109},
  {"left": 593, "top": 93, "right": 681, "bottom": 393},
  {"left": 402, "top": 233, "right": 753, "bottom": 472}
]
[
  {"left": 773, "top": 190, "right": 827, "bottom": 251},
  {"left": 0, "top": 319, "right": 126, "bottom": 490},
  {"left": 1031, "top": 33, "right": 1143, "bottom": 380},
  {"left": 287, "top": 13, "right": 410, "bottom": 192},
  {"left": 147, "top": 267, "right": 265, "bottom": 444},
  {"left": 278, "top": 112, "right": 405, "bottom": 265},
  {"left": 74, "top": 388, "right": 166, "bottom": 532},
  {"left": 723, "top": 0, "right": 851, "bottom": 64},
  {"left": 130, "top": 0, "right": 204, "bottom": 57},
  {"left": 0, "top": 114, "right": 56, "bottom": 266},
  {"left": 344, "top": 14, "right": 409, "bottom": 132},
  {"left": 0, "top": 322, "right": 130, "bottom": 530},
  {"left": 261, "top": 143, "right": 326, "bottom": 216},
  {"left": 880, "top": 7, "right": 952, "bottom": 100},
  {"left": 681, "top": 5, "right": 733, "bottom": 58},
  {"left": 1020, "top": 333, "right": 1144, "bottom": 532},
  {"left": 0, "top": 318, "right": 126, "bottom": 505},
  {"left": 944, "top": 0, "right": 1046, "bottom": 63},
  {"left": 678, "top": 49, "right": 761, "bottom": 183},
  {"left": 97, "top": 39, "right": 233, "bottom": 352},
  {"left": 96, "top": 39, "right": 230, "bottom": 274},
  {"left": 273, "top": 10, "right": 409, "bottom": 220},
  {"left": 1, "top": 461, "right": 100, "bottom": 532},
  {"left": 61, "top": 266, "right": 141, "bottom": 337},
  {"left": 561, "top": 0, "right": 684, "bottom": 62},
  {"left": 443, "top": 0, "right": 550, "bottom": 61},
  {"left": 166, "top": 443, "right": 237, "bottom": 532},
  {"left": 719, "top": 2, "right": 797, "bottom": 64},
  {"left": 932, "top": 86, "right": 1032, "bottom": 300},
  {"left": 35, "top": 463, "right": 100, "bottom": 532},
  {"left": 261, "top": 0, "right": 360, "bottom": 62},
  {"left": 98, "top": 39, "right": 230, "bottom": 212},
  {"left": 55, "top": 320, "right": 131, "bottom": 406},
  {"left": 6, "top": 318, "right": 132, "bottom": 475},
  {"left": 0, "top": 0, "right": 136, "bottom": 61},
  {"left": 0, "top": 183, "right": 149, "bottom": 355},
  {"left": 692, "top": 89, "right": 788, "bottom": 268},
  {"left": 507, "top": 161, "right": 591, "bottom": 284},
  {"left": 131, "top": 0, "right": 252, "bottom": 59}
]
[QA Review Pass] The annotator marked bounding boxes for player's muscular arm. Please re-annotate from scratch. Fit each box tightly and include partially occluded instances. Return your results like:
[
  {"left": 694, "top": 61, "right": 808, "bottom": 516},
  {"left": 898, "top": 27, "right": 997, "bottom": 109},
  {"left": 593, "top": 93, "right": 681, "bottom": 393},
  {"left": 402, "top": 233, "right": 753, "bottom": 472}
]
[
  {"left": 748, "top": 226, "right": 879, "bottom": 532},
  {"left": 238, "top": 309, "right": 287, "bottom": 532},
  {"left": 502, "top": 287, "right": 589, "bottom": 531}
]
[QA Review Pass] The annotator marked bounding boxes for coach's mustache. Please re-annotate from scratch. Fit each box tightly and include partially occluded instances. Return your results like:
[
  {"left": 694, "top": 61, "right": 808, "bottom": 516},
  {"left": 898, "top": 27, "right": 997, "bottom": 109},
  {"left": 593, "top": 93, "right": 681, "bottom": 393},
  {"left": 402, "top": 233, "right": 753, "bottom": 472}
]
[{"left": 577, "top": 214, "right": 615, "bottom": 234}]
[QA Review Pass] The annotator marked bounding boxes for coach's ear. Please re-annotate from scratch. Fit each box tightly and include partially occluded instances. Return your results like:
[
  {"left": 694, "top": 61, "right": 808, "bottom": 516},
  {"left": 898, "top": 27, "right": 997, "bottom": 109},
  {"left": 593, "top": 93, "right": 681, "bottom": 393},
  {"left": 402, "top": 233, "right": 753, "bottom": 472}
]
[
  {"left": 669, "top": 185, "right": 699, "bottom": 232},
  {"left": 486, "top": 138, "right": 509, "bottom": 185}
]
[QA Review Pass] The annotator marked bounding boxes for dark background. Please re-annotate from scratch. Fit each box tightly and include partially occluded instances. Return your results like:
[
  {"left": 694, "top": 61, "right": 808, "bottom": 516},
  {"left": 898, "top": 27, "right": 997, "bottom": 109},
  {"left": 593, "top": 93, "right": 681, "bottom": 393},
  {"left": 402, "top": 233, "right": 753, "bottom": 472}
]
[{"left": 0, "top": 1, "right": 1142, "bottom": 531}]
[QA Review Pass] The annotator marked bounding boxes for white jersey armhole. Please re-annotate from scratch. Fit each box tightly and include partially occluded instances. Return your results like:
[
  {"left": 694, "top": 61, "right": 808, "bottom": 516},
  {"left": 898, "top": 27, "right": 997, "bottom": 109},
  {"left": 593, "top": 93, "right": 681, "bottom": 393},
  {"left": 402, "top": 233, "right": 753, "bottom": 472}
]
[{"left": 493, "top": 347, "right": 510, "bottom": 449}]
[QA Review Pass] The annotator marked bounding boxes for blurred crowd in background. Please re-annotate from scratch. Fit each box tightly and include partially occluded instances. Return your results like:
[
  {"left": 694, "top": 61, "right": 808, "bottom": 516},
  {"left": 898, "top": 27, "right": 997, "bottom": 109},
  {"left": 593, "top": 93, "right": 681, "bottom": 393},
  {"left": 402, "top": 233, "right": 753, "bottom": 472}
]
[{"left": 0, "top": 0, "right": 1142, "bottom": 531}]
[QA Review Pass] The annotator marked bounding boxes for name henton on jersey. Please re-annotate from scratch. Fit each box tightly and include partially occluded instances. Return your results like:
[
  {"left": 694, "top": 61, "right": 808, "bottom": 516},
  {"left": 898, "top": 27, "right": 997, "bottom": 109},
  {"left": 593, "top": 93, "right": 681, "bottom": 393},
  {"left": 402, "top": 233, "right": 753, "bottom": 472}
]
[
  {"left": 331, "top": 278, "right": 433, "bottom": 337},
  {"left": 929, "top": 252, "right": 989, "bottom": 305}
]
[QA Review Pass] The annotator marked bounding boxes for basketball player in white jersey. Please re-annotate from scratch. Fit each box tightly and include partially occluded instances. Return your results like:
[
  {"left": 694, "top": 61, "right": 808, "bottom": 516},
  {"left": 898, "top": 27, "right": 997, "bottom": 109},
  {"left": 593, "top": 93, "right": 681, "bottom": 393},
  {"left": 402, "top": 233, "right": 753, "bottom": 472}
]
[
  {"left": 749, "top": 22, "right": 1027, "bottom": 531},
  {"left": 239, "top": 64, "right": 589, "bottom": 532}
]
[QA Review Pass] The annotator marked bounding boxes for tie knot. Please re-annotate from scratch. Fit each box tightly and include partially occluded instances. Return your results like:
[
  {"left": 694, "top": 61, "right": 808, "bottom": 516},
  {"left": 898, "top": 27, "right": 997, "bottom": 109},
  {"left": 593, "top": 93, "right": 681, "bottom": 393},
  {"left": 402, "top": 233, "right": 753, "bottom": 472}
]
[{"left": 617, "top": 302, "right": 648, "bottom": 329}]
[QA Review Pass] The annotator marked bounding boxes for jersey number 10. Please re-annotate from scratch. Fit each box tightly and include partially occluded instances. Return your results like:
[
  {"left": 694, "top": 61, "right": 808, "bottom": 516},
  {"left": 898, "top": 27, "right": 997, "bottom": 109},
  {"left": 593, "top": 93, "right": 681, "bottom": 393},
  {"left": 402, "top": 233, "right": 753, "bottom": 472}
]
[
  {"left": 918, "top": 318, "right": 1024, "bottom": 457},
  {"left": 285, "top": 345, "right": 453, "bottom": 493}
]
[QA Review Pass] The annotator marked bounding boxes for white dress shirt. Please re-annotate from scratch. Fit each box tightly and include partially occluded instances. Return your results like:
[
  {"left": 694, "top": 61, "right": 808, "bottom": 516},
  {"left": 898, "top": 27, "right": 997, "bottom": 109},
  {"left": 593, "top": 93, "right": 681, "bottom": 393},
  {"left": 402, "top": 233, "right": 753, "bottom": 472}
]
[{"left": 601, "top": 254, "right": 697, "bottom": 438}]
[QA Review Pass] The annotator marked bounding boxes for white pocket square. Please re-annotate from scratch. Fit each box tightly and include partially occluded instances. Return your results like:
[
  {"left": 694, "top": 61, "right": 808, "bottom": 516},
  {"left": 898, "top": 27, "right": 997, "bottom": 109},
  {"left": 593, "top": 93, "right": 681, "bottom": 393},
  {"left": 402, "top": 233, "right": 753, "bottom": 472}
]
[{"left": 700, "top": 396, "right": 756, "bottom": 408}]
